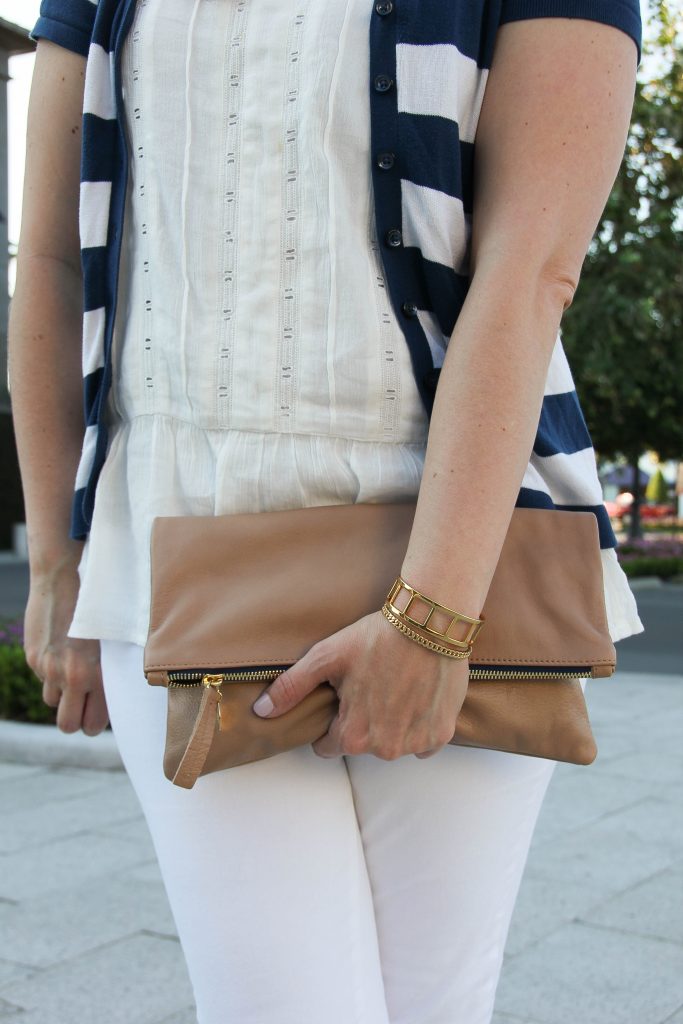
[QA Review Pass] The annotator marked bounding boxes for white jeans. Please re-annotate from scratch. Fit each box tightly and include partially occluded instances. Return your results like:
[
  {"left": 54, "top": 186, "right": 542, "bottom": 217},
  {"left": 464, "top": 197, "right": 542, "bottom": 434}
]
[{"left": 100, "top": 639, "right": 559, "bottom": 1024}]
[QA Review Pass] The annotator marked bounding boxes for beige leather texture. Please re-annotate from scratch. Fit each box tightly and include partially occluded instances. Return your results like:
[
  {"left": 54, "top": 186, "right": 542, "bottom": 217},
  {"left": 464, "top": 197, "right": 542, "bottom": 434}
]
[
  {"left": 143, "top": 503, "right": 616, "bottom": 788},
  {"left": 163, "top": 677, "right": 597, "bottom": 789}
]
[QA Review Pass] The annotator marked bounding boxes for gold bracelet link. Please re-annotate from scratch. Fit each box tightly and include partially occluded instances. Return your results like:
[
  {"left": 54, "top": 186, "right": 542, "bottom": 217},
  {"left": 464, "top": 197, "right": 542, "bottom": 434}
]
[
  {"left": 380, "top": 605, "right": 473, "bottom": 659},
  {"left": 384, "top": 575, "right": 485, "bottom": 651}
]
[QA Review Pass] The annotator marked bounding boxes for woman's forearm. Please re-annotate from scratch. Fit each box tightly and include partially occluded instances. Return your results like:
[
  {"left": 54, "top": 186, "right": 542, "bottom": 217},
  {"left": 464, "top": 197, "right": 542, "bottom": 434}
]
[
  {"left": 398, "top": 9, "right": 638, "bottom": 623},
  {"left": 9, "top": 255, "right": 86, "bottom": 572},
  {"left": 400, "top": 262, "right": 570, "bottom": 618}
]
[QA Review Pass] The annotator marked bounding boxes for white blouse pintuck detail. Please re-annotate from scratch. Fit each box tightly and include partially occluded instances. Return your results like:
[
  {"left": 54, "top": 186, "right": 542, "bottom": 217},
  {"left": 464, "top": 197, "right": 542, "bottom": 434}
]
[
  {"left": 275, "top": 5, "right": 307, "bottom": 428},
  {"left": 216, "top": 0, "right": 249, "bottom": 426}
]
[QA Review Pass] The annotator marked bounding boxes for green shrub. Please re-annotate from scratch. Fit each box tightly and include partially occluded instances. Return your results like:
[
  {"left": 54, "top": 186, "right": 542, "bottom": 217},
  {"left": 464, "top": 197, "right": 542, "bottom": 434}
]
[
  {"left": 642, "top": 519, "right": 683, "bottom": 534},
  {"left": 620, "top": 556, "right": 683, "bottom": 579},
  {"left": 0, "top": 620, "right": 58, "bottom": 725}
]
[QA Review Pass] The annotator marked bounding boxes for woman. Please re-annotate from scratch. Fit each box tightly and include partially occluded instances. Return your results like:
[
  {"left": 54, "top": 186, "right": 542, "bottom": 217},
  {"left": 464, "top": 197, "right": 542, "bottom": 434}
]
[{"left": 11, "top": 1, "right": 643, "bottom": 1021}]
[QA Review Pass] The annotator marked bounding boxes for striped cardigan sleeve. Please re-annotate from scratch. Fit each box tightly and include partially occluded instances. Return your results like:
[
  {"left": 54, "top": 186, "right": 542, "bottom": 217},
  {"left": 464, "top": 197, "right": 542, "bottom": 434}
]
[
  {"left": 499, "top": 0, "right": 642, "bottom": 65},
  {"left": 29, "top": 0, "right": 99, "bottom": 58}
]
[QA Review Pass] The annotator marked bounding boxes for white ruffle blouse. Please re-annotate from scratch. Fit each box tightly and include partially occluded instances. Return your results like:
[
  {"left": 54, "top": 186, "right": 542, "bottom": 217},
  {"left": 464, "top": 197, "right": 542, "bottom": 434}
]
[{"left": 67, "top": 0, "right": 644, "bottom": 648}]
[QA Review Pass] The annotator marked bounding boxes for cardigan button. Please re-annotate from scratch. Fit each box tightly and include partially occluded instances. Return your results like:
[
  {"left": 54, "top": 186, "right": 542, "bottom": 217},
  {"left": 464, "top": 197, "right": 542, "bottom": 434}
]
[
  {"left": 401, "top": 301, "right": 418, "bottom": 318},
  {"left": 385, "top": 228, "right": 403, "bottom": 248},
  {"left": 377, "top": 151, "right": 396, "bottom": 170},
  {"left": 374, "top": 74, "right": 394, "bottom": 93},
  {"left": 374, "top": 0, "right": 394, "bottom": 15}
]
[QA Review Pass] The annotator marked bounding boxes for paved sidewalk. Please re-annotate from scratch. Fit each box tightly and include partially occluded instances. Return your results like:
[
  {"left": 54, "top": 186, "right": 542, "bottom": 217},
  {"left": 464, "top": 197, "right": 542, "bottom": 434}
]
[{"left": 0, "top": 670, "right": 681, "bottom": 1024}]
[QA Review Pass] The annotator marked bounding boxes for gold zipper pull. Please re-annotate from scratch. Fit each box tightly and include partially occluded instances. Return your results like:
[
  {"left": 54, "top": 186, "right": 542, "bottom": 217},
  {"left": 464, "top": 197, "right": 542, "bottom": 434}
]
[{"left": 202, "top": 674, "right": 225, "bottom": 730}]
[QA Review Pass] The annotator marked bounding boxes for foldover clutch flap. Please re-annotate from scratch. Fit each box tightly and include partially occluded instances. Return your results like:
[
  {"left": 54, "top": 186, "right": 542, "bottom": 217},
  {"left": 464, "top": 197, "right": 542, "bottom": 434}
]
[{"left": 143, "top": 503, "right": 616, "bottom": 683}]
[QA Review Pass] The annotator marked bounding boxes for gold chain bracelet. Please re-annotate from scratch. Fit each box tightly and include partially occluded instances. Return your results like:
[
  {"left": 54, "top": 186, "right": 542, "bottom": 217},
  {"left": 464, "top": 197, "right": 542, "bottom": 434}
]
[{"left": 381, "top": 604, "right": 473, "bottom": 659}]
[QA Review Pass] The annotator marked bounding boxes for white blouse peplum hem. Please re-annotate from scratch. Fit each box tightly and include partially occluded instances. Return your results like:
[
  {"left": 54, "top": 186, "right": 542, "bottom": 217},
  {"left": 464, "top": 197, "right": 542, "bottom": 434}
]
[{"left": 66, "top": 412, "right": 644, "bottom": 649}]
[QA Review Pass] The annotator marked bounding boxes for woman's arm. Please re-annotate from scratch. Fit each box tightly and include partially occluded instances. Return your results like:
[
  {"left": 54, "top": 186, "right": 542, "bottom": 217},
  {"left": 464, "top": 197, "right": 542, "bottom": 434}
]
[
  {"left": 400, "top": 15, "right": 638, "bottom": 616},
  {"left": 9, "top": 39, "right": 107, "bottom": 734},
  {"left": 10, "top": 38, "right": 86, "bottom": 570},
  {"left": 253, "top": 17, "right": 639, "bottom": 760}
]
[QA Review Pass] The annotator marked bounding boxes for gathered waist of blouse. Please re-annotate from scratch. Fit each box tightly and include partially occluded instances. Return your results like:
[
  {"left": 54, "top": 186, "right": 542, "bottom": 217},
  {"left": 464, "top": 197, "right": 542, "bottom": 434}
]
[
  {"left": 103, "top": 409, "right": 430, "bottom": 449},
  {"left": 65, "top": 410, "right": 644, "bottom": 648}
]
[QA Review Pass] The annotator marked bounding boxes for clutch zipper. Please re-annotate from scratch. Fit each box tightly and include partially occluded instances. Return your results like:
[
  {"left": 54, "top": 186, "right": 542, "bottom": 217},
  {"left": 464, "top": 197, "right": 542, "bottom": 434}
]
[
  {"left": 166, "top": 664, "right": 594, "bottom": 687},
  {"left": 470, "top": 666, "right": 594, "bottom": 680},
  {"left": 167, "top": 667, "right": 289, "bottom": 687}
]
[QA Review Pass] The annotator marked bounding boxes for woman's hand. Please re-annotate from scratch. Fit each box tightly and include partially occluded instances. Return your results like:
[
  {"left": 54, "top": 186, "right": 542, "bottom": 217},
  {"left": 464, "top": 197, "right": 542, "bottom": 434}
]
[
  {"left": 23, "top": 551, "right": 108, "bottom": 736},
  {"left": 252, "top": 610, "right": 469, "bottom": 760}
]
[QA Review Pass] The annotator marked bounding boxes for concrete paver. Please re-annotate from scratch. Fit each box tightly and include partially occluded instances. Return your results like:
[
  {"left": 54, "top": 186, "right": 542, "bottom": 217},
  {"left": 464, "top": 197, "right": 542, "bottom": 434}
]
[
  {"left": 0, "top": 1015, "right": 52, "bottom": 1023},
  {"left": 0, "top": 957, "right": 35, "bottom": 989},
  {"left": 494, "top": 922, "right": 683, "bottom": 1024},
  {"left": 591, "top": 747, "right": 683, "bottom": 787},
  {"left": 491, "top": 1015, "right": 565, "bottom": 1024},
  {"left": 501, "top": 874, "right": 606, "bottom": 959},
  {"left": 0, "top": 777, "right": 142, "bottom": 855},
  {"left": 582, "top": 863, "right": 683, "bottom": 946},
  {"left": 0, "top": 829, "right": 155, "bottom": 904},
  {"left": 522, "top": 796, "right": 680, "bottom": 895},
  {"left": 91, "top": 814, "right": 159, "bottom": 857},
  {"left": 529, "top": 767, "right": 658, "bottom": 846},
  {"left": 0, "top": 933, "right": 194, "bottom": 1024},
  {"left": 493, "top": 669, "right": 683, "bottom": 1024},
  {"left": 0, "top": 764, "right": 116, "bottom": 817},
  {"left": 0, "top": 875, "right": 177, "bottom": 969},
  {"left": 154, "top": 1012, "right": 200, "bottom": 1024},
  {"left": 0, "top": 668, "right": 680, "bottom": 1024},
  {"left": 0, "top": 763, "right": 45, "bottom": 783}
]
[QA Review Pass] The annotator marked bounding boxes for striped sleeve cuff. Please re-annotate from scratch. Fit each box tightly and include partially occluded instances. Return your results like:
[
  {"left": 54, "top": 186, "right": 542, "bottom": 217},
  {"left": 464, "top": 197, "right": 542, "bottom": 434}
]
[
  {"left": 29, "top": 0, "right": 98, "bottom": 59},
  {"left": 499, "top": 0, "right": 642, "bottom": 66}
]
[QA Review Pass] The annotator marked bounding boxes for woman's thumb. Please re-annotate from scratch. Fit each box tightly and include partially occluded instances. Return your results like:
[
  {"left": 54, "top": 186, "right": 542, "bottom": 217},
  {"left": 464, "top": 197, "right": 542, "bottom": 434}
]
[{"left": 252, "top": 655, "right": 321, "bottom": 718}]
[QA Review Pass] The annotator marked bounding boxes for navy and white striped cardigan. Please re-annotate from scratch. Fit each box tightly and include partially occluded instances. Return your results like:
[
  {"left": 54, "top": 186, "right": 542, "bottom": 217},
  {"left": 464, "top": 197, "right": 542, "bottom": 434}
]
[{"left": 30, "top": 0, "right": 642, "bottom": 546}]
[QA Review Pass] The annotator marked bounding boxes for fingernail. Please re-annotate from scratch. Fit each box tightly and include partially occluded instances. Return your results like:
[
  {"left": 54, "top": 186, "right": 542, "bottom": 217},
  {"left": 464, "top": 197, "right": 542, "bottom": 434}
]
[{"left": 253, "top": 693, "right": 274, "bottom": 717}]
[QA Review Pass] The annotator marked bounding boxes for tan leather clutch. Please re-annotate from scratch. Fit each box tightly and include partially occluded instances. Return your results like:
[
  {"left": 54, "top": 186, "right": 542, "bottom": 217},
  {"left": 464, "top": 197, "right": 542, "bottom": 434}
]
[{"left": 143, "top": 502, "right": 617, "bottom": 789}]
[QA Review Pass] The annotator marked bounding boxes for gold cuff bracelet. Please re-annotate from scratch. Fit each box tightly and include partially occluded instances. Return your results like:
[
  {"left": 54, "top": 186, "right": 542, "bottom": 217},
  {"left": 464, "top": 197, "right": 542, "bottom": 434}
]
[{"left": 382, "top": 575, "right": 485, "bottom": 656}]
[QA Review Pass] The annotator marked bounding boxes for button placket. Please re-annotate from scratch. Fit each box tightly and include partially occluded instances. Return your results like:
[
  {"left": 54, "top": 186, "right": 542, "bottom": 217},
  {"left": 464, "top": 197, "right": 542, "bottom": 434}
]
[{"left": 371, "top": 0, "right": 434, "bottom": 413}]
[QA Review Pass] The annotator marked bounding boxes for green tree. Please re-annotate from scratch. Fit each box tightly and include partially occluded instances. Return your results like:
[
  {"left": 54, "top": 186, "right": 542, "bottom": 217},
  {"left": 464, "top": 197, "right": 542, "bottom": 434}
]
[{"left": 561, "top": 1, "right": 683, "bottom": 539}]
